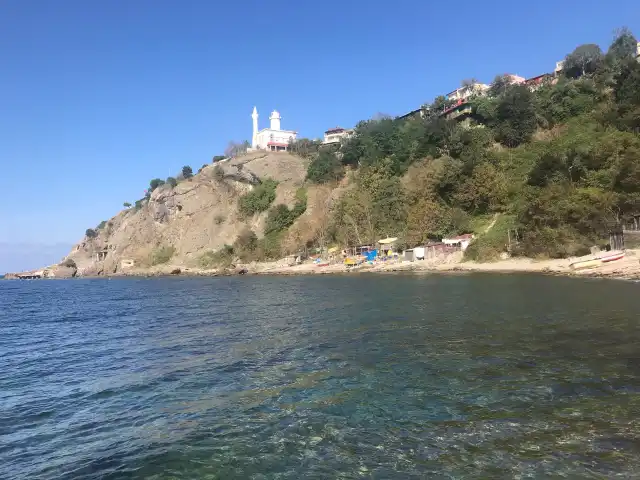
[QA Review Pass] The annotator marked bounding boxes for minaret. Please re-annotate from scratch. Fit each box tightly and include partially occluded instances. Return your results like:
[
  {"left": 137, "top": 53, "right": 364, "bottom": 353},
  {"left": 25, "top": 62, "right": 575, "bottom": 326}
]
[
  {"left": 251, "top": 106, "right": 258, "bottom": 148},
  {"left": 269, "top": 110, "right": 281, "bottom": 131}
]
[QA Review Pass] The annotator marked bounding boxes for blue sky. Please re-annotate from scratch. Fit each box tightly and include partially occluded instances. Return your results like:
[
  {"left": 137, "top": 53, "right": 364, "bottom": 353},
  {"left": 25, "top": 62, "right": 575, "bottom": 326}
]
[{"left": 0, "top": 0, "right": 638, "bottom": 273}]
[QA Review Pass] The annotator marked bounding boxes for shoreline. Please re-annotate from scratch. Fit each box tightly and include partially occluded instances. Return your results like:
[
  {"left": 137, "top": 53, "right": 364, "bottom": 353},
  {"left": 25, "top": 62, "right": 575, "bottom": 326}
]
[{"left": 5, "top": 250, "right": 639, "bottom": 282}]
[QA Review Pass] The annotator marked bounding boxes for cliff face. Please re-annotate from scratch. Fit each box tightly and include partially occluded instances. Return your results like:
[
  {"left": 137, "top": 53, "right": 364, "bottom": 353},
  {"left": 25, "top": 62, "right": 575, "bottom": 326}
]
[{"left": 63, "top": 152, "right": 311, "bottom": 275}]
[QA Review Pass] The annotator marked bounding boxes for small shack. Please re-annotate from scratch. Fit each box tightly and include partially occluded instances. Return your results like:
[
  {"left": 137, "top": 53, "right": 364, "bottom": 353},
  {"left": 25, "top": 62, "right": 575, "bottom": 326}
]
[
  {"left": 442, "top": 234, "right": 474, "bottom": 252},
  {"left": 378, "top": 237, "right": 398, "bottom": 256}
]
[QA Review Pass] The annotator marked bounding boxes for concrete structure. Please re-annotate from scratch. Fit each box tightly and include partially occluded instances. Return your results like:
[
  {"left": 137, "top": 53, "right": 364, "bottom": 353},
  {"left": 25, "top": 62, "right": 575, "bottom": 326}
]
[
  {"left": 397, "top": 108, "right": 424, "bottom": 121},
  {"left": 525, "top": 73, "right": 555, "bottom": 90},
  {"left": 250, "top": 107, "right": 297, "bottom": 152},
  {"left": 323, "top": 127, "right": 353, "bottom": 145},
  {"left": 554, "top": 60, "right": 565, "bottom": 75},
  {"left": 442, "top": 234, "right": 475, "bottom": 251},
  {"left": 121, "top": 259, "right": 135, "bottom": 269},
  {"left": 446, "top": 83, "right": 490, "bottom": 102},
  {"left": 504, "top": 74, "right": 526, "bottom": 85}
]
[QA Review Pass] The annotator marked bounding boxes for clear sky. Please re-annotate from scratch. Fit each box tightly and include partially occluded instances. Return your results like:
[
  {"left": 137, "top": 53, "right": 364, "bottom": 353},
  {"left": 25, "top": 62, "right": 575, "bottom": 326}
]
[{"left": 1, "top": 0, "right": 638, "bottom": 273}]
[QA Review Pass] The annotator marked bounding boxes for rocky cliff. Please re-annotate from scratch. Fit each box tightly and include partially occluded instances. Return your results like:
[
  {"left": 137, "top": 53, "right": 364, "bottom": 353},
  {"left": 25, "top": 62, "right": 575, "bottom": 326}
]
[{"left": 62, "top": 152, "right": 314, "bottom": 276}]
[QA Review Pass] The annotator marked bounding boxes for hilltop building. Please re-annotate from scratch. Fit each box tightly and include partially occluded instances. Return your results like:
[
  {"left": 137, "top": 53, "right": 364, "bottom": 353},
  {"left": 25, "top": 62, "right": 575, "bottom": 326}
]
[
  {"left": 446, "top": 83, "right": 490, "bottom": 102},
  {"left": 250, "top": 107, "right": 297, "bottom": 152},
  {"left": 323, "top": 127, "right": 354, "bottom": 145}
]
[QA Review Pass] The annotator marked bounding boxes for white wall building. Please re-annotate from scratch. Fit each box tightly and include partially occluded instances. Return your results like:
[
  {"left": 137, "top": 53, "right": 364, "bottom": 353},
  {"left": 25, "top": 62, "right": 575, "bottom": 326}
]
[
  {"left": 504, "top": 73, "right": 526, "bottom": 85},
  {"left": 446, "top": 83, "right": 490, "bottom": 102},
  {"left": 250, "top": 107, "right": 297, "bottom": 152},
  {"left": 323, "top": 127, "right": 353, "bottom": 145}
]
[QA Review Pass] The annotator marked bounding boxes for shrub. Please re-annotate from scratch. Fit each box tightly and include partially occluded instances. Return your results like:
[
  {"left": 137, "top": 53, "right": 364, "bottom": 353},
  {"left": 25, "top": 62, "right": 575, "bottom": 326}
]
[
  {"left": 238, "top": 179, "right": 278, "bottom": 216},
  {"left": 149, "top": 178, "right": 165, "bottom": 191},
  {"left": 85, "top": 228, "right": 97, "bottom": 238},
  {"left": 258, "top": 231, "right": 282, "bottom": 260},
  {"left": 166, "top": 177, "right": 177, "bottom": 188},
  {"left": 134, "top": 199, "right": 144, "bottom": 210},
  {"left": 265, "top": 204, "right": 294, "bottom": 234},
  {"left": 182, "top": 165, "right": 193, "bottom": 179},
  {"left": 306, "top": 151, "right": 344, "bottom": 183},
  {"left": 464, "top": 215, "right": 515, "bottom": 262},
  {"left": 198, "top": 244, "right": 234, "bottom": 268},
  {"left": 61, "top": 258, "right": 77, "bottom": 268},
  {"left": 213, "top": 165, "right": 225, "bottom": 181},
  {"left": 212, "top": 155, "right": 226, "bottom": 162},
  {"left": 150, "top": 246, "right": 175, "bottom": 265},
  {"left": 214, "top": 214, "right": 225, "bottom": 225},
  {"left": 97, "top": 220, "right": 107, "bottom": 230},
  {"left": 264, "top": 188, "right": 307, "bottom": 235},
  {"left": 123, "top": 202, "right": 132, "bottom": 208},
  {"left": 233, "top": 229, "right": 258, "bottom": 261}
]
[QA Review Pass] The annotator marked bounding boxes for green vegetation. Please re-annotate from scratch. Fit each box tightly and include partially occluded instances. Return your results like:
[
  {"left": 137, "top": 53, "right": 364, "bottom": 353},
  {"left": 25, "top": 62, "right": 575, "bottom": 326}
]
[
  {"left": 134, "top": 199, "right": 144, "bottom": 210},
  {"left": 149, "top": 178, "right": 165, "bottom": 191},
  {"left": 182, "top": 165, "right": 193, "bottom": 179},
  {"left": 212, "top": 155, "right": 226, "bottom": 162},
  {"left": 150, "top": 246, "right": 175, "bottom": 265},
  {"left": 306, "top": 151, "right": 344, "bottom": 183},
  {"left": 97, "top": 221, "right": 107, "bottom": 230},
  {"left": 213, "top": 165, "right": 224, "bottom": 181},
  {"left": 198, "top": 244, "right": 233, "bottom": 268},
  {"left": 123, "top": 202, "right": 132, "bottom": 208},
  {"left": 166, "top": 176, "right": 178, "bottom": 188},
  {"left": 264, "top": 188, "right": 307, "bottom": 235},
  {"left": 296, "top": 28, "right": 640, "bottom": 260},
  {"left": 238, "top": 179, "right": 278, "bottom": 216},
  {"left": 61, "top": 258, "right": 77, "bottom": 268},
  {"left": 85, "top": 228, "right": 97, "bottom": 238}
]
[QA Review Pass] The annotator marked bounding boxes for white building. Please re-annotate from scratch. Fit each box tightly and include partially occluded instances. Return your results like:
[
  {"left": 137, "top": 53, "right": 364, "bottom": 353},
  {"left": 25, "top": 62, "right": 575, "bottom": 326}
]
[
  {"left": 323, "top": 127, "right": 353, "bottom": 145},
  {"left": 446, "top": 83, "right": 490, "bottom": 102},
  {"left": 504, "top": 73, "right": 526, "bottom": 85},
  {"left": 442, "top": 234, "right": 475, "bottom": 251},
  {"left": 251, "top": 107, "right": 297, "bottom": 152}
]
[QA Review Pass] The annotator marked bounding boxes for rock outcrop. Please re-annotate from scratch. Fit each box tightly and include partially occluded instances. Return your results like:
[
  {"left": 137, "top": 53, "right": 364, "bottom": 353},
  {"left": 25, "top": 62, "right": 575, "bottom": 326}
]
[{"left": 59, "top": 152, "right": 312, "bottom": 276}]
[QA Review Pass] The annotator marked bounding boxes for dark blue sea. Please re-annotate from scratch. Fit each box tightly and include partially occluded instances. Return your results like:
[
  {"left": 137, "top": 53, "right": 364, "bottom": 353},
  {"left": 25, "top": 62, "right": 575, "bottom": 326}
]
[{"left": 2, "top": 274, "right": 640, "bottom": 479}]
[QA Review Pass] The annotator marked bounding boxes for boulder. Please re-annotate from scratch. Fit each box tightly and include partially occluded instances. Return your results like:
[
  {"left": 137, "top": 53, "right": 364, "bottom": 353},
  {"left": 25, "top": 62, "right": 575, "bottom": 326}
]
[{"left": 48, "top": 265, "right": 77, "bottom": 279}]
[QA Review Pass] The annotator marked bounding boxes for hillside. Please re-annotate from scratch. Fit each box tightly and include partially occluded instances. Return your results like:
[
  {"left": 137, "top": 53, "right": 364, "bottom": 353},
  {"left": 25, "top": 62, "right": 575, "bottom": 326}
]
[
  {"left": 17, "top": 28, "right": 640, "bottom": 278},
  {"left": 63, "top": 152, "right": 313, "bottom": 275}
]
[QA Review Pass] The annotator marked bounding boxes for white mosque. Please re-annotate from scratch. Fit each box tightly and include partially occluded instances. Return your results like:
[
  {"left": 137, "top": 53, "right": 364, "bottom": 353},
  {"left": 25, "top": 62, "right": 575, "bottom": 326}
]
[{"left": 250, "top": 107, "right": 297, "bottom": 152}]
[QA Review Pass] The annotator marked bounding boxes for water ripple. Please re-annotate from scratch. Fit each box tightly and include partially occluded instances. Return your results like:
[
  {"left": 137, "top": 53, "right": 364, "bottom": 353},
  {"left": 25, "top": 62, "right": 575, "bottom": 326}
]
[{"left": 1, "top": 275, "right": 640, "bottom": 478}]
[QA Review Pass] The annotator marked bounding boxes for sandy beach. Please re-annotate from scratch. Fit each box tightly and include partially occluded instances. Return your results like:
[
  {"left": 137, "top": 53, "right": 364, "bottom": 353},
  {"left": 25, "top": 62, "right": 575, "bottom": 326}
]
[{"left": 246, "top": 249, "right": 640, "bottom": 280}]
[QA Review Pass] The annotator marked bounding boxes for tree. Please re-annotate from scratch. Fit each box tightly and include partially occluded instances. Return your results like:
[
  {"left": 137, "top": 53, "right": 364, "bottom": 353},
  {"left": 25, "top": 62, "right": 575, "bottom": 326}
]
[
  {"left": 265, "top": 204, "right": 295, "bottom": 234},
  {"left": 288, "top": 138, "right": 322, "bottom": 158},
  {"left": 166, "top": 177, "right": 178, "bottom": 188},
  {"left": 212, "top": 155, "right": 226, "bottom": 162},
  {"left": 123, "top": 202, "right": 132, "bottom": 208},
  {"left": 488, "top": 74, "right": 512, "bottom": 97},
  {"left": 85, "top": 228, "right": 97, "bottom": 238},
  {"left": 238, "top": 179, "right": 278, "bottom": 216},
  {"left": 306, "top": 151, "right": 344, "bottom": 183},
  {"left": 607, "top": 27, "right": 638, "bottom": 63},
  {"left": 494, "top": 85, "right": 537, "bottom": 147},
  {"left": 563, "top": 44, "right": 603, "bottom": 78},
  {"left": 224, "top": 140, "right": 249, "bottom": 158},
  {"left": 182, "top": 166, "right": 193, "bottom": 179},
  {"left": 149, "top": 178, "right": 165, "bottom": 191}
]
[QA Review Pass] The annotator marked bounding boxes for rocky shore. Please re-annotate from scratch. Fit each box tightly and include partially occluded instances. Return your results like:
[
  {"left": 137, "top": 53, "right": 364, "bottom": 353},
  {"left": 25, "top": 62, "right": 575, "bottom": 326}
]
[{"left": 10, "top": 248, "right": 629, "bottom": 282}]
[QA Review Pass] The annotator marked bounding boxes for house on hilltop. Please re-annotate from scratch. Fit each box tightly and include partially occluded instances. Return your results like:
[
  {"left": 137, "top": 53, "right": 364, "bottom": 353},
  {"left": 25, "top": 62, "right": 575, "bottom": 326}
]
[{"left": 323, "top": 127, "right": 354, "bottom": 145}]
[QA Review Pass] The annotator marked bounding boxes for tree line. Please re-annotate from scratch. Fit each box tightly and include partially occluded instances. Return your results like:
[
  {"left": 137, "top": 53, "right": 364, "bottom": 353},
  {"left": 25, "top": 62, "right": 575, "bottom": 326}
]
[{"left": 295, "top": 28, "right": 640, "bottom": 259}]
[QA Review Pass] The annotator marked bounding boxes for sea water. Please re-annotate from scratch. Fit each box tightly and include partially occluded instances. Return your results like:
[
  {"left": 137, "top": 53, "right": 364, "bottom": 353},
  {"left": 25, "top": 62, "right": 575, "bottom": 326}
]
[{"left": 2, "top": 274, "right": 640, "bottom": 478}]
